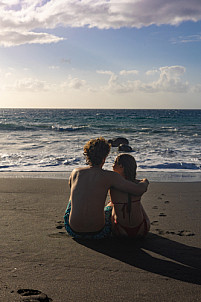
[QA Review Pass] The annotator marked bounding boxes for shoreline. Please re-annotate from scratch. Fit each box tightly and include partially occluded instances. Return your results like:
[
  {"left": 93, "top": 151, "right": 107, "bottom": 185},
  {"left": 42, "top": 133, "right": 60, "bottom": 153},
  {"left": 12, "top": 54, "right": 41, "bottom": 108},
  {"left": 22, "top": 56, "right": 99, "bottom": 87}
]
[{"left": 0, "top": 170, "right": 201, "bottom": 182}]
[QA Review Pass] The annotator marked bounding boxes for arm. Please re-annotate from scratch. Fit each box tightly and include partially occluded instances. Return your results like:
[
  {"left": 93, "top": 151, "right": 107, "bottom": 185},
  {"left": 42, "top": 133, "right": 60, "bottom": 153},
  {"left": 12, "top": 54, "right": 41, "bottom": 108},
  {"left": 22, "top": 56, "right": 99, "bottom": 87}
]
[
  {"left": 69, "top": 168, "right": 79, "bottom": 189},
  {"left": 109, "top": 171, "right": 149, "bottom": 196},
  {"left": 69, "top": 174, "right": 72, "bottom": 189}
]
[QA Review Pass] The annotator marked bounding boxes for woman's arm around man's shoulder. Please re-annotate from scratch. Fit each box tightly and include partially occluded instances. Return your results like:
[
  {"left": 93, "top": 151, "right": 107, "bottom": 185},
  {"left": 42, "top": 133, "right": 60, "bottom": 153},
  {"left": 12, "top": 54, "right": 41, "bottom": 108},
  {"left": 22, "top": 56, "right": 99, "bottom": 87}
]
[{"left": 104, "top": 170, "right": 149, "bottom": 196}]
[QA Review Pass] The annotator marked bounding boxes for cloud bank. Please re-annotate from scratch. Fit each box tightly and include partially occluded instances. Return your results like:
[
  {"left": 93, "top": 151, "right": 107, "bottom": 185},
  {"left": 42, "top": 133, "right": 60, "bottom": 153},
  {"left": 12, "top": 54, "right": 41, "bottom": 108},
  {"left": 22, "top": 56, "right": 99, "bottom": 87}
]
[
  {"left": 0, "top": 31, "right": 63, "bottom": 47},
  {"left": 3, "top": 65, "right": 199, "bottom": 95},
  {"left": 8, "top": 77, "right": 51, "bottom": 92},
  {"left": 98, "top": 65, "right": 189, "bottom": 94},
  {"left": 0, "top": 0, "right": 201, "bottom": 46}
]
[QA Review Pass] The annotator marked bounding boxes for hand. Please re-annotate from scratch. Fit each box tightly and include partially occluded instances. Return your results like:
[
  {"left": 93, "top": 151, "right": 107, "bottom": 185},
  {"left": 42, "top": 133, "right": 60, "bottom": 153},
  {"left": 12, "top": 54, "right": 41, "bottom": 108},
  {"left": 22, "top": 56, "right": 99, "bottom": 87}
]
[
  {"left": 140, "top": 178, "right": 149, "bottom": 192},
  {"left": 140, "top": 178, "right": 149, "bottom": 185}
]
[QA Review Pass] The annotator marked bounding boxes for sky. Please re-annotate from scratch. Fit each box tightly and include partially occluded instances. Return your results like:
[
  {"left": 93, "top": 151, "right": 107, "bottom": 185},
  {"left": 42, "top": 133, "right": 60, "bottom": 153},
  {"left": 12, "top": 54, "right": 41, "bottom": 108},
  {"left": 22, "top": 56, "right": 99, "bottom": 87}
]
[{"left": 0, "top": 0, "right": 201, "bottom": 109}]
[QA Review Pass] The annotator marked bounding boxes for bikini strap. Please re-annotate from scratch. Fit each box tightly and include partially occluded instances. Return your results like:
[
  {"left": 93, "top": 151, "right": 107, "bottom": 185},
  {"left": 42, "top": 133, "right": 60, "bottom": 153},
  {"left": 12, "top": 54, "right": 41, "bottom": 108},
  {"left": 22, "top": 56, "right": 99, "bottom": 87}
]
[
  {"left": 114, "top": 199, "right": 141, "bottom": 221},
  {"left": 114, "top": 200, "right": 140, "bottom": 205},
  {"left": 127, "top": 193, "right": 131, "bottom": 223}
]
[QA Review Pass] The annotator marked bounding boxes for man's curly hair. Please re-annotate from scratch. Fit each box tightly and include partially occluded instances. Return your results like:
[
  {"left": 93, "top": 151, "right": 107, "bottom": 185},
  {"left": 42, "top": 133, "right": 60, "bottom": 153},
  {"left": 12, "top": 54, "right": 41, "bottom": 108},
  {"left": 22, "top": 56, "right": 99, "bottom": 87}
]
[{"left": 83, "top": 137, "right": 111, "bottom": 166}]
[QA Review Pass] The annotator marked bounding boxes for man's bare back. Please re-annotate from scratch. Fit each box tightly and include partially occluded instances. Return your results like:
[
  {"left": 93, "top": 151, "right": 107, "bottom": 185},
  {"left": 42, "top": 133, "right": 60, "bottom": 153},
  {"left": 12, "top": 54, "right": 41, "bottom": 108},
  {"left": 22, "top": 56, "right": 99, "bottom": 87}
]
[{"left": 69, "top": 166, "right": 148, "bottom": 232}]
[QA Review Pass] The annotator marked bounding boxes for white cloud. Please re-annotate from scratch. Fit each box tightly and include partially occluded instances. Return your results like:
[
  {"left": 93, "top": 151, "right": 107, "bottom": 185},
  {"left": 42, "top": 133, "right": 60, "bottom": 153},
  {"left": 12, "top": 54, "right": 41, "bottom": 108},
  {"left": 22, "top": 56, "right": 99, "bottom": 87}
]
[
  {"left": 119, "top": 70, "right": 139, "bottom": 75},
  {"left": 191, "top": 83, "right": 201, "bottom": 93},
  {"left": 151, "top": 66, "right": 189, "bottom": 93},
  {"left": 69, "top": 78, "right": 86, "bottom": 89},
  {"left": 96, "top": 70, "right": 114, "bottom": 75},
  {"left": 0, "top": 31, "right": 63, "bottom": 47},
  {"left": 172, "top": 34, "right": 201, "bottom": 44},
  {"left": 2, "top": 65, "right": 192, "bottom": 94},
  {"left": 12, "top": 77, "right": 50, "bottom": 91},
  {"left": 0, "top": 0, "right": 201, "bottom": 46},
  {"left": 135, "top": 66, "right": 189, "bottom": 93},
  {"left": 146, "top": 69, "right": 159, "bottom": 76},
  {"left": 140, "top": 66, "right": 189, "bottom": 93},
  {"left": 49, "top": 65, "right": 60, "bottom": 70},
  {"left": 62, "top": 77, "right": 87, "bottom": 90},
  {"left": 99, "top": 65, "right": 190, "bottom": 94}
]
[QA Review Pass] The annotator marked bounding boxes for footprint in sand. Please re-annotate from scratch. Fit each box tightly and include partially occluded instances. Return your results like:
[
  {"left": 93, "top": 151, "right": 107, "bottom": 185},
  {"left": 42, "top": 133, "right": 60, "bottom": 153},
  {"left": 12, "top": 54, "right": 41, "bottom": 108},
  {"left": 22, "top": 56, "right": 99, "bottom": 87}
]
[
  {"left": 56, "top": 221, "right": 65, "bottom": 230},
  {"left": 48, "top": 232, "right": 67, "bottom": 238},
  {"left": 159, "top": 213, "right": 167, "bottom": 217},
  {"left": 152, "top": 206, "right": 158, "bottom": 209},
  {"left": 177, "top": 230, "right": 195, "bottom": 236},
  {"left": 155, "top": 229, "right": 195, "bottom": 237},
  {"left": 56, "top": 225, "right": 63, "bottom": 229},
  {"left": 17, "top": 289, "right": 52, "bottom": 301},
  {"left": 48, "top": 221, "right": 67, "bottom": 238},
  {"left": 164, "top": 200, "right": 170, "bottom": 204},
  {"left": 151, "top": 220, "right": 159, "bottom": 225},
  {"left": 156, "top": 229, "right": 175, "bottom": 235},
  {"left": 155, "top": 228, "right": 165, "bottom": 235},
  {"left": 165, "top": 231, "right": 176, "bottom": 235}
]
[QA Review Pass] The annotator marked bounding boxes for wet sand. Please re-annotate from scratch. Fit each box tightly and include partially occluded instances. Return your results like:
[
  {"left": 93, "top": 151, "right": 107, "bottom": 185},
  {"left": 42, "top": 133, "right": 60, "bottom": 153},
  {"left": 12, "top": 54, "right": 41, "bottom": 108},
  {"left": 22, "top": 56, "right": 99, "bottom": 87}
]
[{"left": 0, "top": 178, "right": 201, "bottom": 302}]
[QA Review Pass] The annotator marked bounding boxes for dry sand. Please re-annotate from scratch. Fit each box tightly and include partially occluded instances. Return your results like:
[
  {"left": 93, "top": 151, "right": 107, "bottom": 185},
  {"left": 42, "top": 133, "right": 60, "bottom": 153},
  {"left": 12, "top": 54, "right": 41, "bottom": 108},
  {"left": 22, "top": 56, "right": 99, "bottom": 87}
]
[{"left": 0, "top": 178, "right": 201, "bottom": 302}]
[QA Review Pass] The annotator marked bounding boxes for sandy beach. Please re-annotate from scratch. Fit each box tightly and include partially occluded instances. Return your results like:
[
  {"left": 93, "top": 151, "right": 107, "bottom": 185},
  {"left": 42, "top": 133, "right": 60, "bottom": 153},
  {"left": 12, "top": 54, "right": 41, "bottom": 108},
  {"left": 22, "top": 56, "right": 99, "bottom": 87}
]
[{"left": 0, "top": 178, "right": 201, "bottom": 302}]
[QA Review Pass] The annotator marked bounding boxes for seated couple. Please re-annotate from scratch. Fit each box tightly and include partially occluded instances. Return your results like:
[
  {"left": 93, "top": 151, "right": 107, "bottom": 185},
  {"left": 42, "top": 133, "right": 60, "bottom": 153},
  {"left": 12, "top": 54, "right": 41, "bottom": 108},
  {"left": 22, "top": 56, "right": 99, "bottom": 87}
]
[{"left": 64, "top": 137, "right": 150, "bottom": 239}]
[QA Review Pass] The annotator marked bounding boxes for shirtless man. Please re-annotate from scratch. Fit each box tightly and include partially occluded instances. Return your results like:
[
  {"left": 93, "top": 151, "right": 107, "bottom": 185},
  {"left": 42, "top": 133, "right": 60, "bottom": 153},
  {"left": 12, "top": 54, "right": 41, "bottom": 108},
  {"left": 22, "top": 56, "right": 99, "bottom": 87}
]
[{"left": 64, "top": 137, "right": 149, "bottom": 239}]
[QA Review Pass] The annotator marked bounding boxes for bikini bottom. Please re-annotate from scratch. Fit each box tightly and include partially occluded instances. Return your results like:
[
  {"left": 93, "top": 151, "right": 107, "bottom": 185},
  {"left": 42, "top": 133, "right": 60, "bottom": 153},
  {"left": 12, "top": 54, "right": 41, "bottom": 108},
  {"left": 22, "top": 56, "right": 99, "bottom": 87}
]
[{"left": 114, "top": 218, "right": 148, "bottom": 238}]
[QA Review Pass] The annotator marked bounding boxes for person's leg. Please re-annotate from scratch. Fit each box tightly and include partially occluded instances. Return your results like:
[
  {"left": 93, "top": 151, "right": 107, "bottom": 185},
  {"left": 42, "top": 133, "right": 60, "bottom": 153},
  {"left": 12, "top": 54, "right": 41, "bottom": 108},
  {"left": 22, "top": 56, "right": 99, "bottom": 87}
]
[
  {"left": 64, "top": 201, "right": 80, "bottom": 238},
  {"left": 110, "top": 206, "right": 127, "bottom": 237},
  {"left": 102, "top": 204, "right": 112, "bottom": 237},
  {"left": 136, "top": 204, "right": 150, "bottom": 237}
]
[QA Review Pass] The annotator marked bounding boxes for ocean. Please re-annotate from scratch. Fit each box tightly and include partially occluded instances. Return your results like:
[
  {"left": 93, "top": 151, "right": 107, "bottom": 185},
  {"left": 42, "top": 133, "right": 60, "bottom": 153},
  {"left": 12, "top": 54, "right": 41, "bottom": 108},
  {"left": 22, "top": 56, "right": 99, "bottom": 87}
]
[{"left": 0, "top": 109, "right": 200, "bottom": 181}]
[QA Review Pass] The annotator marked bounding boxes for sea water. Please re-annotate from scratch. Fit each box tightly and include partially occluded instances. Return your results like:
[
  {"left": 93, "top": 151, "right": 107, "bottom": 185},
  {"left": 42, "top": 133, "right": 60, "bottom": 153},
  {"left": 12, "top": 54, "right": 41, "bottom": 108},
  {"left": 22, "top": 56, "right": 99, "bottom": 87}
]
[{"left": 0, "top": 109, "right": 200, "bottom": 181}]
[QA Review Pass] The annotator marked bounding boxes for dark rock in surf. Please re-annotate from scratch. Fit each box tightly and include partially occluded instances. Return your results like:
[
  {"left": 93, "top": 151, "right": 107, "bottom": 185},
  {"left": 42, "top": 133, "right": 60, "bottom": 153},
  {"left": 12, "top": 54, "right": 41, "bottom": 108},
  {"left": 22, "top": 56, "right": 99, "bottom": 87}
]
[
  {"left": 118, "top": 144, "right": 133, "bottom": 152},
  {"left": 108, "top": 137, "right": 129, "bottom": 147}
]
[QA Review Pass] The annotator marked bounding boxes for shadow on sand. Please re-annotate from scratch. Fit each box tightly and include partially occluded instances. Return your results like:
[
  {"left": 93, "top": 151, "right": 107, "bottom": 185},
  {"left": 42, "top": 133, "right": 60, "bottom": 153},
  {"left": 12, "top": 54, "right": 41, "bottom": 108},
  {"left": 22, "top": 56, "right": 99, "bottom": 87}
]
[{"left": 74, "top": 233, "right": 201, "bottom": 285}]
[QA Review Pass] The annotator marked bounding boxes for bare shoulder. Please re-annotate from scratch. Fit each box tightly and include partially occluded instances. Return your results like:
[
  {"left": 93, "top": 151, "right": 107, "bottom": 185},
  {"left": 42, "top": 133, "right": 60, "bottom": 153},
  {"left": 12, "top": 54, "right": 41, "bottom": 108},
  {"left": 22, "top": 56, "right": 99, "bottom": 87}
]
[
  {"left": 71, "top": 166, "right": 89, "bottom": 174},
  {"left": 102, "top": 169, "right": 121, "bottom": 183},
  {"left": 70, "top": 167, "right": 88, "bottom": 180},
  {"left": 102, "top": 169, "right": 115, "bottom": 177}
]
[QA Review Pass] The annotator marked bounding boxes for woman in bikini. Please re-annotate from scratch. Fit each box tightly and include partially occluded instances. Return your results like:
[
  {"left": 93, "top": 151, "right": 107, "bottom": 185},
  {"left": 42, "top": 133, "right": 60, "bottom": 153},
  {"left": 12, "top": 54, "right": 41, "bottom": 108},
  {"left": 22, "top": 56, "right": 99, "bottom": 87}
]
[{"left": 109, "top": 154, "right": 150, "bottom": 238}]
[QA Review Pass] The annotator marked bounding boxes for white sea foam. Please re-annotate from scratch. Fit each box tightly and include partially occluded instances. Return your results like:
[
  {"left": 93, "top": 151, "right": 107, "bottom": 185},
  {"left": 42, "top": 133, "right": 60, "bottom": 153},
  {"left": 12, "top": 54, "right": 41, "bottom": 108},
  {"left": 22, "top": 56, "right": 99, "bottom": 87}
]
[{"left": 0, "top": 109, "right": 200, "bottom": 182}]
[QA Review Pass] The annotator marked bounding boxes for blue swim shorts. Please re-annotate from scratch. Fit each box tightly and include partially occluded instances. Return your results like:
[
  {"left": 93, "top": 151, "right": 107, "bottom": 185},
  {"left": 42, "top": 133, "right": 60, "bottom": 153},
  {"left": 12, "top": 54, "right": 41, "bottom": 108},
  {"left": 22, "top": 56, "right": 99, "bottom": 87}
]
[{"left": 64, "top": 201, "right": 112, "bottom": 239}]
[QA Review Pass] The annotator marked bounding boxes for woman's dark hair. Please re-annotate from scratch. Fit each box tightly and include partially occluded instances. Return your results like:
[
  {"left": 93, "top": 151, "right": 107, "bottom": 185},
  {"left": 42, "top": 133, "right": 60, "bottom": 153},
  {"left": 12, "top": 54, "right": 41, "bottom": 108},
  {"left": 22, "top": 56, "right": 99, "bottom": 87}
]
[
  {"left": 114, "top": 153, "right": 137, "bottom": 221},
  {"left": 114, "top": 153, "right": 137, "bottom": 181}
]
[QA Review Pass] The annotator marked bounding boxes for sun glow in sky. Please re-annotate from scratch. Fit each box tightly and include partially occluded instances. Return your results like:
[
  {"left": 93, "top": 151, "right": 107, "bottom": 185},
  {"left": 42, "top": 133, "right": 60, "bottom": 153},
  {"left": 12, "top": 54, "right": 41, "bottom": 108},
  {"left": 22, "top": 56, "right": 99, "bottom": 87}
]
[{"left": 0, "top": 0, "right": 201, "bottom": 109}]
